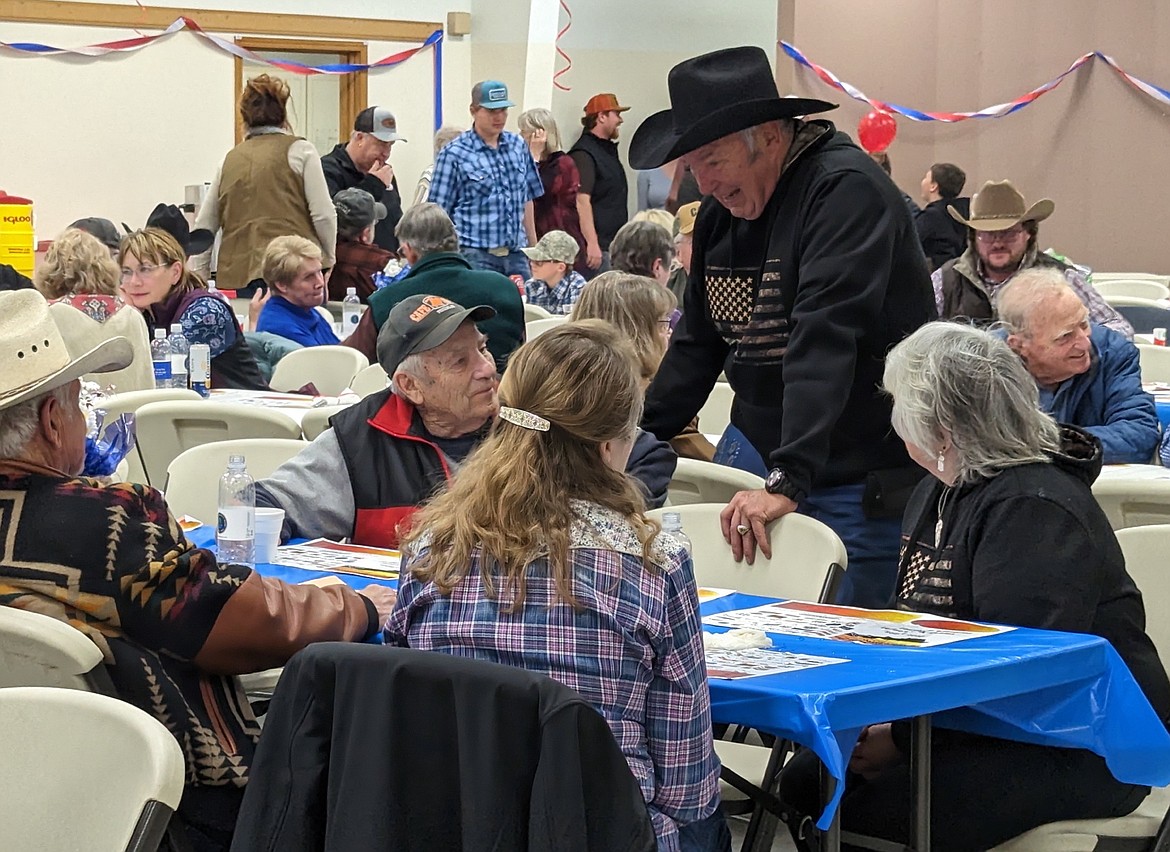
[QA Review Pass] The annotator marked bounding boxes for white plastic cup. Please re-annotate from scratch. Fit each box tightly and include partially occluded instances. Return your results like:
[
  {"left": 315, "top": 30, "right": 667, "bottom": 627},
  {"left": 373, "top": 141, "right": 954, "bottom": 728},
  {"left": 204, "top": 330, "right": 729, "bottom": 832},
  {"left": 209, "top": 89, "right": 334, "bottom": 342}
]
[
  {"left": 254, "top": 507, "right": 286, "bottom": 564},
  {"left": 1154, "top": 327, "right": 1167, "bottom": 346}
]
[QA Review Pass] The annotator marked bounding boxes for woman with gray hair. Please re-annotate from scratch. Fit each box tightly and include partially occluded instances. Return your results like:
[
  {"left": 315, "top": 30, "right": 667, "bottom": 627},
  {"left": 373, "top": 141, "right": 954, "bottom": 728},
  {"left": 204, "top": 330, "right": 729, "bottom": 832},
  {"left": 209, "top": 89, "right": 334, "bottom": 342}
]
[
  {"left": 518, "top": 108, "right": 589, "bottom": 276},
  {"left": 778, "top": 321, "right": 1170, "bottom": 851}
]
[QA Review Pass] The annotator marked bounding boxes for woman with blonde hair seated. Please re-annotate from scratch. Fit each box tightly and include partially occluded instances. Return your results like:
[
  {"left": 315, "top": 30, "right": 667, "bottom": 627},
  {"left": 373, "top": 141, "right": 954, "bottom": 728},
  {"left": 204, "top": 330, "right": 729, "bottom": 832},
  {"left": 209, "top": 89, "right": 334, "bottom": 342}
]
[
  {"left": 36, "top": 228, "right": 153, "bottom": 393},
  {"left": 387, "top": 321, "right": 728, "bottom": 852},
  {"left": 120, "top": 227, "right": 268, "bottom": 389},
  {"left": 572, "top": 271, "right": 715, "bottom": 461}
]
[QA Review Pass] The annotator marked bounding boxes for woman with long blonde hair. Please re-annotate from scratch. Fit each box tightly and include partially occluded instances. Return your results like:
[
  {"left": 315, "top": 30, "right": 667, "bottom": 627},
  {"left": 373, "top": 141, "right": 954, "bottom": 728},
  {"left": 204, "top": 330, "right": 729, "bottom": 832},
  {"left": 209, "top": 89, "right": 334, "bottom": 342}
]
[
  {"left": 572, "top": 271, "right": 716, "bottom": 460},
  {"left": 386, "top": 320, "right": 727, "bottom": 852}
]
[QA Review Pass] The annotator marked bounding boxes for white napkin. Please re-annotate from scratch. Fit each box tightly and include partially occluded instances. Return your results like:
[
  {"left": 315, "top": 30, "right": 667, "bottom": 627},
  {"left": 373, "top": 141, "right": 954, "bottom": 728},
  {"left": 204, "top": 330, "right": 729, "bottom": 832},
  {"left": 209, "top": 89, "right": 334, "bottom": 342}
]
[{"left": 703, "top": 628, "right": 772, "bottom": 652}]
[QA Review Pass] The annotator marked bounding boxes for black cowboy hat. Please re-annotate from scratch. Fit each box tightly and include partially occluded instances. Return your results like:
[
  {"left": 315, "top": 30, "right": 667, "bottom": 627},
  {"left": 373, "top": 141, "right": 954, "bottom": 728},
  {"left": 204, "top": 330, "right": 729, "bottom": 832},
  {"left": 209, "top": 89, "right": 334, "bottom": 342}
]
[
  {"left": 628, "top": 46, "right": 837, "bottom": 170},
  {"left": 126, "top": 203, "right": 215, "bottom": 257}
]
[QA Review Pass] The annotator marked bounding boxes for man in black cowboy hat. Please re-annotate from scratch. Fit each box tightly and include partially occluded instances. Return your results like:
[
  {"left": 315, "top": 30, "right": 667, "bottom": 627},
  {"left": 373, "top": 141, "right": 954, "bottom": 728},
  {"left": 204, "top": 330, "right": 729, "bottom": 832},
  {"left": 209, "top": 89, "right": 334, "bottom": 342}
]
[{"left": 631, "top": 46, "right": 934, "bottom": 610}]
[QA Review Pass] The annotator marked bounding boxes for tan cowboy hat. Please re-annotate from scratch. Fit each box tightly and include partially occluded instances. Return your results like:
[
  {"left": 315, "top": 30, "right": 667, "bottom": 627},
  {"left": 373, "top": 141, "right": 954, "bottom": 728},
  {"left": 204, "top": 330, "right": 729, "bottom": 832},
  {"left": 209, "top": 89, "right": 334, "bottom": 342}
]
[
  {"left": 948, "top": 180, "right": 1055, "bottom": 231},
  {"left": 0, "top": 290, "right": 133, "bottom": 411}
]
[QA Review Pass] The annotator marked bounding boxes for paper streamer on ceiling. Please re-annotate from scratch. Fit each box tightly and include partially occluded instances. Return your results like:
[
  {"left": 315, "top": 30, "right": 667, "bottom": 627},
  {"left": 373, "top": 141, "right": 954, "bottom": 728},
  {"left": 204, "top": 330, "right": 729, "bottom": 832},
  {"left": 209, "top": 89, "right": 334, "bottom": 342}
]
[
  {"left": 553, "top": 0, "right": 573, "bottom": 92},
  {"left": 779, "top": 41, "right": 1170, "bottom": 121},
  {"left": 0, "top": 17, "right": 445, "bottom": 129}
]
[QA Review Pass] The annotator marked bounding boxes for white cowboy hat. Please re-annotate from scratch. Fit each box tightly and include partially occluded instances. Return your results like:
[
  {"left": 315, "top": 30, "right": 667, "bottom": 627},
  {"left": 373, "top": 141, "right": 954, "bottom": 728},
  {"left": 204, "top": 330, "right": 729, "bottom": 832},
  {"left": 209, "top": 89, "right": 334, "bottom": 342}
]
[
  {"left": 0, "top": 290, "right": 133, "bottom": 411},
  {"left": 948, "top": 179, "right": 1055, "bottom": 231}
]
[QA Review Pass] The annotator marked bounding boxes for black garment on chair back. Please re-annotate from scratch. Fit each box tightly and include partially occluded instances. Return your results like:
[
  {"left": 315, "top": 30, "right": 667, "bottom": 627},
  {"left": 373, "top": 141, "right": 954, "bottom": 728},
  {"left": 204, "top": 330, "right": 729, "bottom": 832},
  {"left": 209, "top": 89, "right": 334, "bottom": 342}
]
[{"left": 230, "top": 643, "right": 657, "bottom": 852}]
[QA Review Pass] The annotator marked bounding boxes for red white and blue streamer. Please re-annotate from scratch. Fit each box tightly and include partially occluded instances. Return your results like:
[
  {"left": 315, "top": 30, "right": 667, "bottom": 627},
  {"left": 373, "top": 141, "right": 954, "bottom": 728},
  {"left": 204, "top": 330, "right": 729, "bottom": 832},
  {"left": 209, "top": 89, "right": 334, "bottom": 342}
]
[
  {"left": 1, "top": 17, "right": 445, "bottom": 127},
  {"left": 780, "top": 41, "right": 1170, "bottom": 122}
]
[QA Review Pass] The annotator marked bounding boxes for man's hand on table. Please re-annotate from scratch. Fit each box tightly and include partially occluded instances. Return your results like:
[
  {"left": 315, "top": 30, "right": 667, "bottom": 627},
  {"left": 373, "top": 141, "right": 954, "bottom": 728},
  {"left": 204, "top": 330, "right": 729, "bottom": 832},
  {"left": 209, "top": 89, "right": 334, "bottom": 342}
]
[
  {"left": 359, "top": 586, "right": 397, "bottom": 625},
  {"left": 720, "top": 489, "right": 798, "bottom": 564},
  {"left": 848, "top": 723, "right": 900, "bottom": 780}
]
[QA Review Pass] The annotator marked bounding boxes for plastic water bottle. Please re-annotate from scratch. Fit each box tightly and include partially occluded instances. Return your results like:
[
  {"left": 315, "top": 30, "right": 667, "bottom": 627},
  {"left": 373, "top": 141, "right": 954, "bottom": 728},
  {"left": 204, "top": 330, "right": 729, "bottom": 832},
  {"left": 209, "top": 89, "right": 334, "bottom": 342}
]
[
  {"left": 151, "top": 328, "right": 172, "bottom": 389},
  {"left": 660, "top": 511, "right": 693, "bottom": 558},
  {"left": 342, "top": 287, "right": 361, "bottom": 332},
  {"left": 169, "top": 323, "right": 190, "bottom": 390},
  {"left": 189, "top": 343, "right": 211, "bottom": 398},
  {"left": 217, "top": 455, "right": 255, "bottom": 567},
  {"left": 207, "top": 279, "right": 228, "bottom": 303}
]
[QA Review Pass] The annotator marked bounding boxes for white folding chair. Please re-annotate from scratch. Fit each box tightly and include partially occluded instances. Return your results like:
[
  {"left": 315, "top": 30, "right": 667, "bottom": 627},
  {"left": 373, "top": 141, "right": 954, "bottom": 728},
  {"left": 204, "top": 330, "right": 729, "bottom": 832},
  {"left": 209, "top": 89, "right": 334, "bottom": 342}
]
[
  {"left": 268, "top": 345, "right": 370, "bottom": 396},
  {"left": 97, "top": 388, "right": 203, "bottom": 485},
  {"left": 1094, "top": 273, "right": 1170, "bottom": 288},
  {"left": 135, "top": 400, "right": 302, "bottom": 488},
  {"left": 525, "top": 316, "right": 569, "bottom": 340},
  {"left": 1092, "top": 475, "right": 1170, "bottom": 530},
  {"left": 991, "top": 525, "right": 1170, "bottom": 851},
  {"left": 1095, "top": 280, "right": 1170, "bottom": 302},
  {"left": 1, "top": 686, "right": 184, "bottom": 852},
  {"left": 647, "top": 503, "right": 847, "bottom": 834},
  {"left": 697, "top": 381, "right": 734, "bottom": 436},
  {"left": 1102, "top": 295, "right": 1169, "bottom": 310},
  {"left": 0, "top": 606, "right": 114, "bottom": 693},
  {"left": 350, "top": 362, "right": 389, "bottom": 397},
  {"left": 523, "top": 302, "right": 553, "bottom": 321},
  {"left": 300, "top": 405, "right": 351, "bottom": 441},
  {"left": 668, "top": 458, "right": 765, "bottom": 506},
  {"left": 1137, "top": 345, "right": 1170, "bottom": 384},
  {"left": 164, "top": 437, "right": 307, "bottom": 523}
]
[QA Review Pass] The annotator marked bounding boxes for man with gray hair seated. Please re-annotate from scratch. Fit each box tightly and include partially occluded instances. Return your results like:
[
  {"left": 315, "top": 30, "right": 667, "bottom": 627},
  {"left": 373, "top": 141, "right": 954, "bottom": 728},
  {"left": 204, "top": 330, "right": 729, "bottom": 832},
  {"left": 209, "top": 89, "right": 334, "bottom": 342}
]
[
  {"left": 340, "top": 202, "right": 525, "bottom": 373},
  {"left": 998, "top": 267, "right": 1158, "bottom": 464},
  {"left": 259, "top": 294, "right": 501, "bottom": 548}
]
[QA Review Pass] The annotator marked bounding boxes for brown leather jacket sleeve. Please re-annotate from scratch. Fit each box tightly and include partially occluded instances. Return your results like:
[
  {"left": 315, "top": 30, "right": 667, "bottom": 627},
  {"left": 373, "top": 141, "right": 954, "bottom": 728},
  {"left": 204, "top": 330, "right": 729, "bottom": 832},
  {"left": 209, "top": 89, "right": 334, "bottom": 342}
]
[
  {"left": 193, "top": 573, "right": 375, "bottom": 675},
  {"left": 340, "top": 308, "right": 377, "bottom": 363}
]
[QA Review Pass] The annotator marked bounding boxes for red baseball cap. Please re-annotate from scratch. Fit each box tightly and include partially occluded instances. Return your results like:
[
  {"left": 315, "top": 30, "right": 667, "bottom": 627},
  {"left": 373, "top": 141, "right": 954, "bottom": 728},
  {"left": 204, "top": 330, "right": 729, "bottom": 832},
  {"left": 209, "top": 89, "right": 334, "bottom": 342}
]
[{"left": 583, "top": 93, "right": 630, "bottom": 115}]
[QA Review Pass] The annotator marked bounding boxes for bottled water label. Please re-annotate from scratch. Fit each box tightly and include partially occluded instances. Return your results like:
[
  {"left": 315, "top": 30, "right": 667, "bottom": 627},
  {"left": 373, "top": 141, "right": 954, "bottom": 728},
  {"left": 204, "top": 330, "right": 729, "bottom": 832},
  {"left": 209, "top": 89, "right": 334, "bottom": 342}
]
[
  {"left": 153, "top": 361, "right": 172, "bottom": 382},
  {"left": 171, "top": 354, "right": 187, "bottom": 372},
  {"left": 217, "top": 506, "right": 254, "bottom": 539}
]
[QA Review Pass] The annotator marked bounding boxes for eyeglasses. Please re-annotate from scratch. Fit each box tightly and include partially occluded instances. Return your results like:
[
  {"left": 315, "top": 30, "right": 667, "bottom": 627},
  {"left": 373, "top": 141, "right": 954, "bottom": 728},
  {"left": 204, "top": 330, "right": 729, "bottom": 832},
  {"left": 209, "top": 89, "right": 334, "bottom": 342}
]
[
  {"left": 120, "top": 263, "right": 165, "bottom": 281},
  {"left": 975, "top": 225, "right": 1027, "bottom": 244}
]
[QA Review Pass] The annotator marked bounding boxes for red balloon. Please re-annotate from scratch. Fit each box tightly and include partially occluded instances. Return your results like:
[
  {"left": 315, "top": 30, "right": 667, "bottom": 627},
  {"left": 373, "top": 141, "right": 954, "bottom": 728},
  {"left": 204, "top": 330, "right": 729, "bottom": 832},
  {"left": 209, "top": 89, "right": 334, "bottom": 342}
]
[{"left": 858, "top": 110, "right": 897, "bottom": 153}]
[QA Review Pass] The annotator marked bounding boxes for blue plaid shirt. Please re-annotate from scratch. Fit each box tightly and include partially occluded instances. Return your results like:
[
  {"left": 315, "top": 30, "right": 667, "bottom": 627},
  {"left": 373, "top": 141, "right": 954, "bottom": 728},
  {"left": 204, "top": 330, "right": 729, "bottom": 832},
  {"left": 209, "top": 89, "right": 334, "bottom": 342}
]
[
  {"left": 386, "top": 501, "right": 722, "bottom": 851},
  {"left": 427, "top": 129, "right": 544, "bottom": 251},
  {"left": 524, "top": 270, "right": 587, "bottom": 315}
]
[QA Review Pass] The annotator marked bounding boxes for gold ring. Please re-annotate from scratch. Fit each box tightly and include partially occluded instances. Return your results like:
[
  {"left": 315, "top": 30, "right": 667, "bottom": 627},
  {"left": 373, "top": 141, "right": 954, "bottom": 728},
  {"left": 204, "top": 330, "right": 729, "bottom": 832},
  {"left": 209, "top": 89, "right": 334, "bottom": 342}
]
[{"left": 736, "top": 524, "right": 750, "bottom": 536}]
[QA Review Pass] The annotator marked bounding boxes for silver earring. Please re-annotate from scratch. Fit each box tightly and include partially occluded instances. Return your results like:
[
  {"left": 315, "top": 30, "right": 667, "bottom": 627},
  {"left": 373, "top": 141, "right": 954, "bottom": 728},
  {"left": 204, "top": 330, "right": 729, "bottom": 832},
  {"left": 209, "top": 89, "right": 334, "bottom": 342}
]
[{"left": 937, "top": 452, "right": 945, "bottom": 473}]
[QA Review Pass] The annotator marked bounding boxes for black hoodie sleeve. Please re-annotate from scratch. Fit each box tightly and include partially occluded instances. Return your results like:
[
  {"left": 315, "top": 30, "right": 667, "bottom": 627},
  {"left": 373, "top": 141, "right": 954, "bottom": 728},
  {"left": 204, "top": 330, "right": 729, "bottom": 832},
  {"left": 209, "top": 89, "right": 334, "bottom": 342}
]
[{"left": 768, "top": 169, "right": 901, "bottom": 495}]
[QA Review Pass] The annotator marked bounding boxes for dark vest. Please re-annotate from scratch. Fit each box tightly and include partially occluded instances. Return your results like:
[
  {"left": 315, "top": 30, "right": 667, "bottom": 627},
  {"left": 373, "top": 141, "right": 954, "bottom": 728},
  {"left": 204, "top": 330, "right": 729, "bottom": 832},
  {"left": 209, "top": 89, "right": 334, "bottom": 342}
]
[
  {"left": 149, "top": 289, "right": 269, "bottom": 391},
  {"left": 217, "top": 133, "right": 319, "bottom": 289},
  {"left": 570, "top": 132, "right": 628, "bottom": 249},
  {"left": 329, "top": 391, "right": 453, "bottom": 548},
  {"left": 939, "top": 251, "right": 1072, "bottom": 325}
]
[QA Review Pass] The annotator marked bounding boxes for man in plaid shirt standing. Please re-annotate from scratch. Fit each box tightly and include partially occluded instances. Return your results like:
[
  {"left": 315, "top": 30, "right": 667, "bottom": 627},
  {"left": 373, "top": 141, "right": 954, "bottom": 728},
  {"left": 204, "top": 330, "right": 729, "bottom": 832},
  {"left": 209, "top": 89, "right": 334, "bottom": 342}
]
[{"left": 428, "top": 80, "right": 544, "bottom": 279}]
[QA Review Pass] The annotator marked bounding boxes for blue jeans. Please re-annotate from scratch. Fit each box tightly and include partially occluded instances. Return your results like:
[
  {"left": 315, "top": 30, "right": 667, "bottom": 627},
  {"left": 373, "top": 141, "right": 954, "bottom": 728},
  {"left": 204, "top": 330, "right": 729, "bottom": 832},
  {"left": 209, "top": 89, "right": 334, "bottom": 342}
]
[
  {"left": 580, "top": 250, "right": 611, "bottom": 281},
  {"left": 714, "top": 424, "right": 902, "bottom": 609},
  {"left": 462, "top": 246, "right": 531, "bottom": 280},
  {"left": 679, "top": 809, "right": 732, "bottom": 852}
]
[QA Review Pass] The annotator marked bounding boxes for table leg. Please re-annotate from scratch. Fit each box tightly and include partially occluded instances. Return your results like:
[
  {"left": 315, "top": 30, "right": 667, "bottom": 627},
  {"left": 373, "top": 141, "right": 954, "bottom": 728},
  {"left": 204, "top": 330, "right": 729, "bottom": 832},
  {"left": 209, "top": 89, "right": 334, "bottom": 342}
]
[
  {"left": 820, "top": 762, "right": 841, "bottom": 852},
  {"left": 911, "top": 714, "right": 932, "bottom": 851}
]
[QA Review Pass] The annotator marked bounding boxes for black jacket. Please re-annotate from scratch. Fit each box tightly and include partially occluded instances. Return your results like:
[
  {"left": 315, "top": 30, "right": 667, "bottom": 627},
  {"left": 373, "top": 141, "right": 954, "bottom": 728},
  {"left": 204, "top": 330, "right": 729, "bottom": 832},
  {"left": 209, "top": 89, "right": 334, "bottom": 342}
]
[
  {"left": 321, "top": 143, "right": 403, "bottom": 254},
  {"left": 230, "top": 643, "right": 657, "bottom": 852},
  {"left": 915, "top": 196, "right": 969, "bottom": 270},
  {"left": 898, "top": 427, "right": 1170, "bottom": 724},
  {"left": 644, "top": 121, "right": 934, "bottom": 495}
]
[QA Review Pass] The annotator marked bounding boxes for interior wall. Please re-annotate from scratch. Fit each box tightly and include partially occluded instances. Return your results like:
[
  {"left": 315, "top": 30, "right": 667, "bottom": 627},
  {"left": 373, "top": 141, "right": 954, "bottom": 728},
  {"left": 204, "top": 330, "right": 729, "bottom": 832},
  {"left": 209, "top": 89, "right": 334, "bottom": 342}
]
[
  {"left": 789, "top": 0, "right": 1170, "bottom": 273},
  {"left": 0, "top": 3, "right": 467, "bottom": 242}
]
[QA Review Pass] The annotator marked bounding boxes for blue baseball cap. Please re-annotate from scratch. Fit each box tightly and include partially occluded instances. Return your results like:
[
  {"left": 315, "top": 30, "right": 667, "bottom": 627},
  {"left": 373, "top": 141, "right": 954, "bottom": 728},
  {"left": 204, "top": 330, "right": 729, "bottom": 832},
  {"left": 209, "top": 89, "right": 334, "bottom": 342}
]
[{"left": 472, "top": 80, "right": 515, "bottom": 110}]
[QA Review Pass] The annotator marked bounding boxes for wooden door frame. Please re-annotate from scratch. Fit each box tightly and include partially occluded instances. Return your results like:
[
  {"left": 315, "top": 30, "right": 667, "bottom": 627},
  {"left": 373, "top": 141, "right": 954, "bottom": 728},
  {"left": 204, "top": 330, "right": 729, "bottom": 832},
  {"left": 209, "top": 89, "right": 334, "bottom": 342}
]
[{"left": 233, "top": 37, "right": 368, "bottom": 145}]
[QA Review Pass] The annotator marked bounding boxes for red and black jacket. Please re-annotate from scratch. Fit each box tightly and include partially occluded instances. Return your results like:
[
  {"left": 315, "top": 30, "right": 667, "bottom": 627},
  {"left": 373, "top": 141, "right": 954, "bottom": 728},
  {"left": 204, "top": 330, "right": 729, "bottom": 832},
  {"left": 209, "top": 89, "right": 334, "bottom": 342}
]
[{"left": 331, "top": 389, "right": 454, "bottom": 548}]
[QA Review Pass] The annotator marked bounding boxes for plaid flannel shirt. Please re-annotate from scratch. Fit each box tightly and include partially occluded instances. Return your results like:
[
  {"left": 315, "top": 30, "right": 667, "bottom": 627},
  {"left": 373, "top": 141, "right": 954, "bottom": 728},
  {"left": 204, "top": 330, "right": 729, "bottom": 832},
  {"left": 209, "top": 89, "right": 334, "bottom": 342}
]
[
  {"left": 427, "top": 129, "right": 544, "bottom": 251},
  {"left": 524, "top": 270, "right": 587, "bottom": 315},
  {"left": 386, "top": 500, "right": 721, "bottom": 852}
]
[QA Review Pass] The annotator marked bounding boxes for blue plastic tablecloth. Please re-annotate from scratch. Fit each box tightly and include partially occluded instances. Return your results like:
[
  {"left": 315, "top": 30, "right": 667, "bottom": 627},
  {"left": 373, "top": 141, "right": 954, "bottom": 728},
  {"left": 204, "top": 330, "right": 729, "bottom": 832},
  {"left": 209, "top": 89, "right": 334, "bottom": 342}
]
[
  {"left": 190, "top": 527, "right": 1170, "bottom": 827},
  {"left": 1156, "top": 399, "right": 1170, "bottom": 429}
]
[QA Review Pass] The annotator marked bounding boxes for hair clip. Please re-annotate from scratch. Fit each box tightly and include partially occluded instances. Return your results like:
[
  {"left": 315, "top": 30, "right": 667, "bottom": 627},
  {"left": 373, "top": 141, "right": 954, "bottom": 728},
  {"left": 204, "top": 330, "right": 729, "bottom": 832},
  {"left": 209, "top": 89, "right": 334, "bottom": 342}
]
[{"left": 498, "top": 406, "right": 550, "bottom": 432}]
